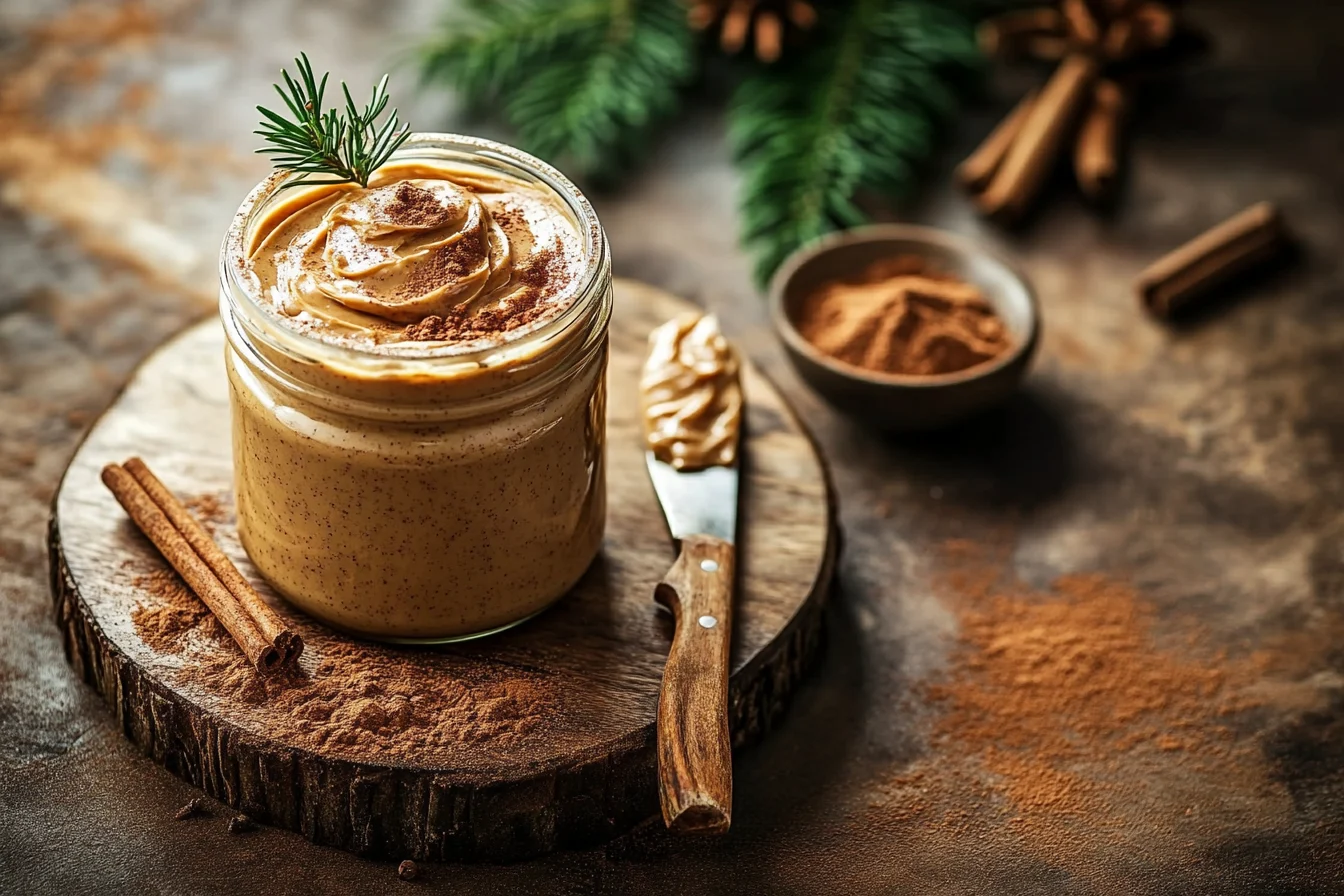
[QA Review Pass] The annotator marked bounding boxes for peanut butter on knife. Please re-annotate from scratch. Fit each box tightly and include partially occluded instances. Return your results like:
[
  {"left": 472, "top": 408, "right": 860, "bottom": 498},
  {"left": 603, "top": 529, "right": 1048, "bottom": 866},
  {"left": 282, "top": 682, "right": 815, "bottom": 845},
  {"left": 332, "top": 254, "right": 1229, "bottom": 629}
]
[{"left": 640, "top": 313, "right": 744, "bottom": 471}]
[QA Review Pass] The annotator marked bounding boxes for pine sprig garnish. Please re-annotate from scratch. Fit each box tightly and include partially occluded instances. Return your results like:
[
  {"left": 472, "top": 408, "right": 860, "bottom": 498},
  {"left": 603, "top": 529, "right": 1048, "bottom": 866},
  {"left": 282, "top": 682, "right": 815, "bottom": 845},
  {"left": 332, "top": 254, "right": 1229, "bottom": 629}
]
[
  {"left": 255, "top": 53, "right": 411, "bottom": 189},
  {"left": 730, "top": 0, "right": 982, "bottom": 285},
  {"left": 418, "top": 0, "right": 697, "bottom": 178}
]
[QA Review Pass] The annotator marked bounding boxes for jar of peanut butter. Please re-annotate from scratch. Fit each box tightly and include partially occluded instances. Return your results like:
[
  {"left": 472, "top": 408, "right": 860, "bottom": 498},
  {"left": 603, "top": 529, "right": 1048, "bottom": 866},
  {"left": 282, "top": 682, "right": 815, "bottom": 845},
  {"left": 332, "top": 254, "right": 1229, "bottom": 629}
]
[{"left": 219, "top": 134, "right": 610, "bottom": 642}]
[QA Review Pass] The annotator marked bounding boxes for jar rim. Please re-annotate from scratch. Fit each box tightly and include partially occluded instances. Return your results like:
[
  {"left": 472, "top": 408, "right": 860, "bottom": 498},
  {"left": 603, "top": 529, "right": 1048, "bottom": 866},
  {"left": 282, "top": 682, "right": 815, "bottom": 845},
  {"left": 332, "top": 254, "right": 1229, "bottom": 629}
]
[{"left": 219, "top": 133, "right": 608, "bottom": 373}]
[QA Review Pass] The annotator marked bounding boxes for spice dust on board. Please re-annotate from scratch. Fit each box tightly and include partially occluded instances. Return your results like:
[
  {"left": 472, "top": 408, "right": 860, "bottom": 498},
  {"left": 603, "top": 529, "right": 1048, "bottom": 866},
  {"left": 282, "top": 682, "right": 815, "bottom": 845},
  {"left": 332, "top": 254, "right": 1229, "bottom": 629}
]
[
  {"left": 126, "top": 557, "right": 556, "bottom": 758},
  {"left": 868, "top": 540, "right": 1291, "bottom": 872}
]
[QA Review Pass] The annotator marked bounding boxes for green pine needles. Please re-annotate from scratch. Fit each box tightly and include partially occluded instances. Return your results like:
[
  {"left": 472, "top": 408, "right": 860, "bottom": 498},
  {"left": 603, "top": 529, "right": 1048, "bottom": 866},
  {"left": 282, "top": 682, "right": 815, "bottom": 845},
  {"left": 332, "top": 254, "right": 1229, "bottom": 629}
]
[
  {"left": 731, "top": 0, "right": 981, "bottom": 284},
  {"left": 419, "top": 0, "right": 986, "bottom": 286},
  {"left": 420, "top": 0, "right": 696, "bottom": 178},
  {"left": 256, "top": 54, "right": 411, "bottom": 189}
]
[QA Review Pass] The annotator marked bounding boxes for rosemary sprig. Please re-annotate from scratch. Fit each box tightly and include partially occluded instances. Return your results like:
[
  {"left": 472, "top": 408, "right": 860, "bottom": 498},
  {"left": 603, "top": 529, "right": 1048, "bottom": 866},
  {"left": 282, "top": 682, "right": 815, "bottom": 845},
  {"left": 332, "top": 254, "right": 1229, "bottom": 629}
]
[{"left": 254, "top": 53, "right": 411, "bottom": 189}]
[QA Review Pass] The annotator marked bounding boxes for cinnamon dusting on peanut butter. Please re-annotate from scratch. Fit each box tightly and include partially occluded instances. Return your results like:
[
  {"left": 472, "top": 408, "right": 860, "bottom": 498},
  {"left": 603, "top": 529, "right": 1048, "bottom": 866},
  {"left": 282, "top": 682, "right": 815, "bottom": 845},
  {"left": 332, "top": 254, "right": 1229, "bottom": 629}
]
[
  {"left": 641, "top": 313, "right": 743, "bottom": 471},
  {"left": 796, "top": 257, "right": 1012, "bottom": 376},
  {"left": 403, "top": 245, "right": 562, "bottom": 342},
  {"left": 383, "top": 181, "right": 453, "bottom": 228},
  {"left": 245, "top": 160, "right": 585, "bottom": 347}
]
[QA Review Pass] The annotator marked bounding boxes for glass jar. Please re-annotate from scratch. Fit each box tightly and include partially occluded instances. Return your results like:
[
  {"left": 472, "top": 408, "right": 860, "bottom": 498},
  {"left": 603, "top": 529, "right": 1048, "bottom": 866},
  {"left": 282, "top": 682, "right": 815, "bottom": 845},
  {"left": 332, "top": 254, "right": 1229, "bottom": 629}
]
[{"left": 219, "top": 134, "right": 611, "bottom": 643}]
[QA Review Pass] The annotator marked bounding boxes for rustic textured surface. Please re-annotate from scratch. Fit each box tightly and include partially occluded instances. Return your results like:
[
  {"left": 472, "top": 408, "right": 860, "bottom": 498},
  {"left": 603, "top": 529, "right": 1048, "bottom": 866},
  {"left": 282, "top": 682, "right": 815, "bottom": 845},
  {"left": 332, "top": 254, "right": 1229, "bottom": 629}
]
[
  {"left": 48, "top": 281, "right": 832, "bottom": 861},
  {"left": 3, "top": 0, "right": 1344, "bottom": 893}
]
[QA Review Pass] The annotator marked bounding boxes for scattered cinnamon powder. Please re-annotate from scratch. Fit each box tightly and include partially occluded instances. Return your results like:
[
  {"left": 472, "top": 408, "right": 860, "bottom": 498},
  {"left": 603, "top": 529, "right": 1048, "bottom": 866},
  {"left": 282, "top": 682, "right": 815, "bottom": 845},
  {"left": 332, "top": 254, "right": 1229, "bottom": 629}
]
[
  {"left": 131, "top": 568, "right": 212, "bottom": 652},
  {"left": 926, "top": 571, "right": 1247, "bottom": 817},
  {"left": 875, "top": 540, "right": 1273, "bottom": 854},
  {"left": 795, "top": 257, "right": 1012, "bottom": 376},
  {"left": 0, "top": 0, "right": 247, "bottom": 309},
  {"left": 183, "top": 492, "right": 229, "bottom": 533},
  {"left": 127, "top": 542, "right": 555, "bottom": 757},
  {"left": 127, "top": 494, "right": 236, "bottom": 648},
  {"left": 175, "top": 627, "right": 556, "bottom": 756}
]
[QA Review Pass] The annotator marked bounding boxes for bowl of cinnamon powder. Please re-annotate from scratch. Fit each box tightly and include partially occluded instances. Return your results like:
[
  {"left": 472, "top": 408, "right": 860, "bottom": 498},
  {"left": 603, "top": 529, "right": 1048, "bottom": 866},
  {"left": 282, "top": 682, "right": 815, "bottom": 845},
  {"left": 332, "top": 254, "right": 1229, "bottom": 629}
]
[{"left": 770, "top": 224, "right": 1039, "bottom": 430}]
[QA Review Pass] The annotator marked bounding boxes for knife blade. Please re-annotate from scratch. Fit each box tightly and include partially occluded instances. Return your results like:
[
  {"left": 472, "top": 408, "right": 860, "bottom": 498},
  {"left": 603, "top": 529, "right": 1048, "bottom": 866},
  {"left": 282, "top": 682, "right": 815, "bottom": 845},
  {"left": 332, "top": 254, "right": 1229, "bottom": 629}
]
[
  {"left": 641, "top": 313, "right": 743, "bottom": 836},
  {"left": 645, "top": 458, "right": 737, "bottom": 544}
]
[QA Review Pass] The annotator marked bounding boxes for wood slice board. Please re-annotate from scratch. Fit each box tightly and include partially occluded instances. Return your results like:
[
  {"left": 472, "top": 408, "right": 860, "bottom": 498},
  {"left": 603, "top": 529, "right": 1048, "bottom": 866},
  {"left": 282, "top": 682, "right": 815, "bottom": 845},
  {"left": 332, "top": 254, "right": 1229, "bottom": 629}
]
[{"left": 49, "top": 279, "right": 836, "bottom": 862}]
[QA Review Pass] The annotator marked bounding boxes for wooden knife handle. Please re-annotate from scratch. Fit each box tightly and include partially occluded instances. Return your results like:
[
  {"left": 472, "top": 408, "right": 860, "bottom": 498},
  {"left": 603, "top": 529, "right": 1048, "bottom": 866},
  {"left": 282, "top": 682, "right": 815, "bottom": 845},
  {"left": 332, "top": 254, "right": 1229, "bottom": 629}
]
[{"left": 654, "top": 533, "right": 735, "bottom": 834}]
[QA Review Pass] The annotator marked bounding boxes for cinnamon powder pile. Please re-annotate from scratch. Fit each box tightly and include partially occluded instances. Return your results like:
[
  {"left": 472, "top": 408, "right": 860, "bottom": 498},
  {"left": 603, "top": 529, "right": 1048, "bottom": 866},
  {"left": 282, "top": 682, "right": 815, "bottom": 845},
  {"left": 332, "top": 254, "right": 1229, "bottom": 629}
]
[{"left": 795, "top": 257, "right": 1011, "bottom": 376}]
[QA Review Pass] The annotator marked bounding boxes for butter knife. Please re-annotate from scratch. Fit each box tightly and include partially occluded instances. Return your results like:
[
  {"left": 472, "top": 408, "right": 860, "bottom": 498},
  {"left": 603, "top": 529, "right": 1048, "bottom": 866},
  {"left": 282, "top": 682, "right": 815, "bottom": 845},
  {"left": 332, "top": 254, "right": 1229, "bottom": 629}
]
[{"left": 642, "top": 313, "right": 742, "bottom": 835}]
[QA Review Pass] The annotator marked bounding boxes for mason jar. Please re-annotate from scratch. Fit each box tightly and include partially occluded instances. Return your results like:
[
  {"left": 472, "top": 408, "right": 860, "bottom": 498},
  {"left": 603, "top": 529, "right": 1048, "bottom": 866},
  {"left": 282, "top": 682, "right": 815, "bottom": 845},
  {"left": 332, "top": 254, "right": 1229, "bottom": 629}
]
[{"left": 219, "top": 134, "right": 610, "bottom": 642}]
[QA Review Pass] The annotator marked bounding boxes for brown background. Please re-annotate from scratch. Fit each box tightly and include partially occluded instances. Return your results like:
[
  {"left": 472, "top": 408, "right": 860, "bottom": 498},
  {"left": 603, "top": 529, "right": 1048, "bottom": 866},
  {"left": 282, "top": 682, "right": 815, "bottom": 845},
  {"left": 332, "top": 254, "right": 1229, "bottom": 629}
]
[{"left": 2, "top": 0, "right": 1343, "bottom": 893}]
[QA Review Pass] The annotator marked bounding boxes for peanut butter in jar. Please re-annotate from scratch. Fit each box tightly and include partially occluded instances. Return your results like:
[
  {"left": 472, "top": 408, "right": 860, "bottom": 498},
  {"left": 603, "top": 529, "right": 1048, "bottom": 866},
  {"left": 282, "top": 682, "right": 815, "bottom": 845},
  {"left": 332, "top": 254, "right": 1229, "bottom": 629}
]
[{"left": 220, "top": 134, "right": 611, "bottom": 642}]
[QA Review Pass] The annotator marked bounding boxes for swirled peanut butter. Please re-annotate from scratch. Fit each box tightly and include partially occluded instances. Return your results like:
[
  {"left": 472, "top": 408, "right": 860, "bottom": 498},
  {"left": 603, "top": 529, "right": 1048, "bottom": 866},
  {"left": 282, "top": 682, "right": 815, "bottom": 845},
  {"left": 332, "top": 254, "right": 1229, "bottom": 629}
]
[
  {"left": 225, "top": 150, "right": 608, "bottom": 641},
  {"left": 245, "top": 160, "right": 587, "bottom": 347},
  {"left": 640, "top": 313, "right": 743, "bottom": 470}
]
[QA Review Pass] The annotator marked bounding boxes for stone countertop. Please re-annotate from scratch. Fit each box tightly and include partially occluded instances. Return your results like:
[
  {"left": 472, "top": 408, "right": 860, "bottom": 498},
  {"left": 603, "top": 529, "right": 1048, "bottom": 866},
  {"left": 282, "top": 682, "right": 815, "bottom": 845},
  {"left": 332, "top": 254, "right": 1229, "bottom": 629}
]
[{"left": 2, "top": 1, "right": 1342, "bottom": 893}]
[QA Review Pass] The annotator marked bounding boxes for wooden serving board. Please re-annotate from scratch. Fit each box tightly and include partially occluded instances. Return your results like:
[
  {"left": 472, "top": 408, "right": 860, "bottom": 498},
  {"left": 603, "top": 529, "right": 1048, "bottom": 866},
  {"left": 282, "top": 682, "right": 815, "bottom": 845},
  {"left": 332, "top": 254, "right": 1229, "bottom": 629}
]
[{"left": 49, "top": 279, "right": 836, "bottom": 862}]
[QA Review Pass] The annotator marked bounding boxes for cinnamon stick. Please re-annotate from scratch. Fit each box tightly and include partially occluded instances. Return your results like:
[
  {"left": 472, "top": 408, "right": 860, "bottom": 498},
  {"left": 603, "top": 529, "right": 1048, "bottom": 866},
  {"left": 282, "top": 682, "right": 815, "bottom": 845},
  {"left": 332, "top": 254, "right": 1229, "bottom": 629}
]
[
  {"left": 122, "top": 457, "right": 303, "bottom": 663},
  {"left": 786, "top": 0, "right": 816, "bottom": 30},
  {"left": 957, "top": 89, "right": 1038, "bottom": 193},
  {"left": 1075, "top": 80, "right": 1127, "bottom": 201},
  {"left": 1061, "top": 0, "right": 1101, "bottom": 45},
  {"left": 1101, "top": 19, "right": 1138, "bottom": 61},
  {"left": 720, "top": 0, "right": 753, "bottom": 54},
  {"left": 687, "top": 2, "right": 716, "bottom": 29},
  {"left": 1136, "top": 201, "right": 1288, "bottom": 319},
  {"left": 976, "top": 53, "right": 1101, "bottom": 221},
  {"left": 101, "top": 463, "right": 282, "bottom": 674},
  {"left": 755, "top": 11, "right": 782, "bottom": 63},
  {"left": 1130, "top": 2, "right": 1175, "bottom": 53},
  {"left": 1024, "top": 35, "right": 1070, "bottom": 62},
  {"left": 977, "top": 8, "right": 1065, "bottom": 59}
]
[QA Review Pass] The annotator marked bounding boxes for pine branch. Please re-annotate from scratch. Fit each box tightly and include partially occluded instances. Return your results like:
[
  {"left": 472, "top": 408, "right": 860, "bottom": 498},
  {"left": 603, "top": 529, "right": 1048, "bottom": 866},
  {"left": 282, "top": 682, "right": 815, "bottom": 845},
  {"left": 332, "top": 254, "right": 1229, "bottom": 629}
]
[
  {"left": 419, "top": 0, "right": 697, "bottom": 178},
  {"left": 729, "top": 0, "right": 982, "bottom": 286},
  {"left": 255, "top": 54, "right": 410, "bottom": 189}
]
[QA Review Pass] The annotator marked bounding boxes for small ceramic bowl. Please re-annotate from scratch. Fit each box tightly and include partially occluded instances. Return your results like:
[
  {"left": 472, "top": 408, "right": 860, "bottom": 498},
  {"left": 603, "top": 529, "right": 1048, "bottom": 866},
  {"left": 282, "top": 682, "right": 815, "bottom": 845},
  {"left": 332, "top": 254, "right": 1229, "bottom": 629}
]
[{"left": 769, "top": 224, "right": 1040, "bottom": 431}]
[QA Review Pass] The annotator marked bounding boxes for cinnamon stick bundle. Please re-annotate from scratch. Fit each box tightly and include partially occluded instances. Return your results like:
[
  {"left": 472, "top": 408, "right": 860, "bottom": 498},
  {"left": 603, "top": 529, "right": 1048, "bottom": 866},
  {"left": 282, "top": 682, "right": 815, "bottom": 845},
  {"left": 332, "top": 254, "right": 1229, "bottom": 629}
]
[
  {"left": 1135, "top": 201, "right": 1288, "bottom": 318},
  {"left": 975, "top": 53, "right": 1101, "bottom": 221},
  {"left": 963, "top": 0, "right": 1182, "bottom": 220},
  {"left": 102, "top": 458, "right": 302, "bottom": 673}
]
